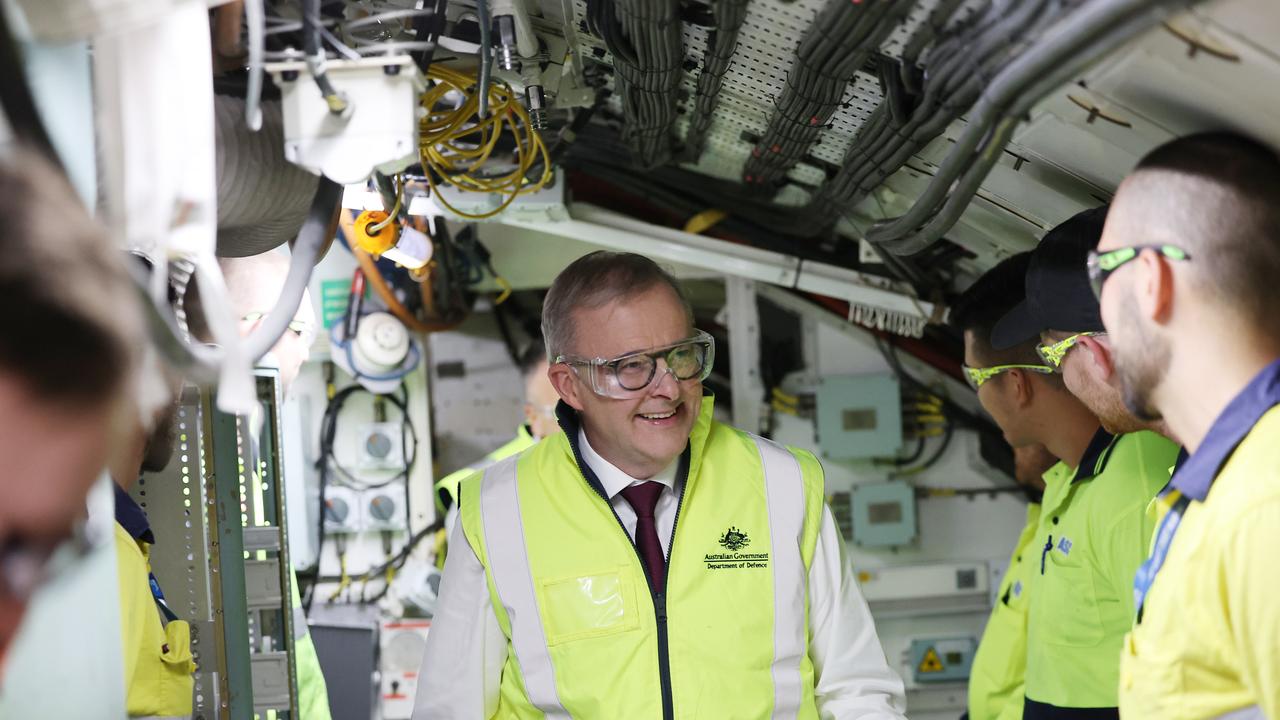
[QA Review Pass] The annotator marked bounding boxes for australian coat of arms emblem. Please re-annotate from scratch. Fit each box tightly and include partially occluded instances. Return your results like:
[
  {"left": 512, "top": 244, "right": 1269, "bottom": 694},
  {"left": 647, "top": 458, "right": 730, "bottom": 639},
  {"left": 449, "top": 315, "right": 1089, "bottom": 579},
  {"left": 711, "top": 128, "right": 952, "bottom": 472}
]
[{"left": 718, "top": 527, "right": 750, "bottom": 552}]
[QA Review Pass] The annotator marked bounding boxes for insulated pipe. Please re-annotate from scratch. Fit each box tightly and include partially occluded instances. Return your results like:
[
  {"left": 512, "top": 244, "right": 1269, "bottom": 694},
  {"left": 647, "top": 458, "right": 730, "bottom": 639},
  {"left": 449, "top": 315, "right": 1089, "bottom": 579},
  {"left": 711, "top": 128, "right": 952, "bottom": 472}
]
[{"left": 869, "top": 0, "right": 1199, "bottom": 253}]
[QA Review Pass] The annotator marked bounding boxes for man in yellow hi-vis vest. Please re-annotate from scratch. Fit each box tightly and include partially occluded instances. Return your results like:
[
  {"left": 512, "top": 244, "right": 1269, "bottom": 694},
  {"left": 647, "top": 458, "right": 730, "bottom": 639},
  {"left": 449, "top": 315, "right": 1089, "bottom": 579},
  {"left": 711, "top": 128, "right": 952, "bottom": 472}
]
[
  {"left": 434, "top": 339, "right": 561, "bottom": 536},
  {"left": 414, "top": 251, "right": 907, "bottom": 719}
]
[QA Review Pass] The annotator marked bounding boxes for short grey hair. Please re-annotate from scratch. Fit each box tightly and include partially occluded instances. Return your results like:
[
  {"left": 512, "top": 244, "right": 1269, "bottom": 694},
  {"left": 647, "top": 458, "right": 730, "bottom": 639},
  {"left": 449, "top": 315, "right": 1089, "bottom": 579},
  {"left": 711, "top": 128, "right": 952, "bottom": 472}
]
[{"left": 542, "top": 251, "right": 692, "bottom": 361}]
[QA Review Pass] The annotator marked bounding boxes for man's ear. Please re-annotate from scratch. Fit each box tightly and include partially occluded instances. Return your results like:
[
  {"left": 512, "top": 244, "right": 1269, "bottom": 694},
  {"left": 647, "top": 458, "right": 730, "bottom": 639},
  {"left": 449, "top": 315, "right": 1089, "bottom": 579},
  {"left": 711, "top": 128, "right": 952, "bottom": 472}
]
[
  {"left": 1077, "top": 335, "right": 1114, "bottom": 382},
  {"left": 1009, "top": 368, "right": 1035, "bottom": 408},
  {"left": 1136, "top": 249, "right": 1176, "bottom": 326},
  {"left": 547, "top": 364, "right": 586, "bottom": 412}
]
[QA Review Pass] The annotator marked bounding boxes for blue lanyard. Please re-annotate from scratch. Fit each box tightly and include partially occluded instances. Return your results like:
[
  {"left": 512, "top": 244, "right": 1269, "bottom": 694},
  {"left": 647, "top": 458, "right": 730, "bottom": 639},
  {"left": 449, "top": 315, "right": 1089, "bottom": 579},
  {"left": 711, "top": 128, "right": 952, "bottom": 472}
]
[
  {"left": 149, "top": 572, "right": 180, "bottom": 624},
  {"left": 1133, "top": 490, "right": 1191, "bottom": 623}
]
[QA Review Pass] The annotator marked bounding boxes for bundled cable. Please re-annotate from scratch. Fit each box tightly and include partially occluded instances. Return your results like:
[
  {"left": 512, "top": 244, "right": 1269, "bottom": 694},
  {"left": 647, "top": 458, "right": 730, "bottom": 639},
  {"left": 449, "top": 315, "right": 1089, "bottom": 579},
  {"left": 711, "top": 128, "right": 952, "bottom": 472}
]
[
  {"left": 418, "top": 64, "right": 552, "bottom": 219},
  {"left": 586, "top": 0, "right": 683, "bottom": 169},
  {"left": 683, "top": 0, "right": 750, "bottom": 162},
  {"left": 807, "top": 0, "right": 1052, "bottom": 221},
  {"left": 867, "top": 0, "right": 1199, "bottom": 254},
  {"left": 742, "top": 0, "right": 916, "bottom": 191}
]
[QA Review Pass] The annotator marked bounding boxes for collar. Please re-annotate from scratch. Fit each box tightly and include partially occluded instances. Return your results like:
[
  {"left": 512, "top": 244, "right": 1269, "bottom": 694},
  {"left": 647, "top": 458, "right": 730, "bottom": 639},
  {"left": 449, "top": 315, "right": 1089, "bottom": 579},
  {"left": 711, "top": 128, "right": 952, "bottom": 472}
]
[
  {"left": 517, "top": 424, "right": 533, "bottom": 443},
  {"left": 1171, "top": 358, "right": 1280, "bottom": 501},
  {"left": 578, "top": 428, "right": 679, "bottom": 499},
  {"left": 555, "top": 393, "right": 714, "bottom": 499},
  {"left": 113, "top": 483, "right": 155, "bottom": 545},
  {"left": 1072, "top": 427, "right": 1117, "bottom": 483}
]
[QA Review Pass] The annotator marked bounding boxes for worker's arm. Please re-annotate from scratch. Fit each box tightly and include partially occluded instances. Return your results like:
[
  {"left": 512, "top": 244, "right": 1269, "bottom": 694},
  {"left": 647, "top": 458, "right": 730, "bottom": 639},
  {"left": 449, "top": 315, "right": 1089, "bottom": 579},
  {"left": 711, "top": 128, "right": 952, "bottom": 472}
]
[
  {"left": 809, "top": 506, "right": 908, "bottom": 719},
  {"left": 411, "top": 520, "right": 508, "bottom": 719},
  {"left": 1225, "top": 501, "right": 1280, "bottom": 719}
]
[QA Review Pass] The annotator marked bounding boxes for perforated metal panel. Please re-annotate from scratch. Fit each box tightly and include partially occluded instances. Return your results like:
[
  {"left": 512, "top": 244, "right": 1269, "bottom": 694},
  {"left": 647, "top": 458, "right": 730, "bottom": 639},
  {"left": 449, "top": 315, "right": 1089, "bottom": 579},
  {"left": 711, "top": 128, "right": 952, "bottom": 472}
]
[
  {"left": 131, "top": 389, "right": 218, "bottom": 717},
  {"left": 566, "top": 0, "right": 987, "bottom": 200}
]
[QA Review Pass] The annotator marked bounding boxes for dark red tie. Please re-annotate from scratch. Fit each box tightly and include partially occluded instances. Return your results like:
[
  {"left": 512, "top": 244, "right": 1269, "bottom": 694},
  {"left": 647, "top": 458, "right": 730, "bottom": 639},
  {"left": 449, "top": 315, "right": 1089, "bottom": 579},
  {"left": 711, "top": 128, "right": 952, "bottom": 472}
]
[{"left": 621, "top": 482, "right": 666, "bottom": 594}]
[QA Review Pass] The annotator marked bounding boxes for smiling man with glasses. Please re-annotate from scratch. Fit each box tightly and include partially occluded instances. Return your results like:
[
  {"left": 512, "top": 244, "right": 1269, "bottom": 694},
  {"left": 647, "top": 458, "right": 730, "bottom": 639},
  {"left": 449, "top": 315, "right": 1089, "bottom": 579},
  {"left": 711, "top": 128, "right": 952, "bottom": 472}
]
[
  {"left": 415, "top": 251, "right": 906, "bottom": 720},
  {"left": 1098, "top": 133, "right": 1280, "bottom": 720},
  {"left": 988, "top": 207, "right": 1180, "bottom": 720}
]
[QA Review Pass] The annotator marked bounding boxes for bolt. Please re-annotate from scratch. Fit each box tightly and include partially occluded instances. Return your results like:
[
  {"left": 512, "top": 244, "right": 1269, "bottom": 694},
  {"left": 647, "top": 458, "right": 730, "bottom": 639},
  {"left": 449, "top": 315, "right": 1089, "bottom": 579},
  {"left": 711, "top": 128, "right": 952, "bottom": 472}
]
[
  {"left": 281, "top": 70, "right": 299, "bottom": 82},
  {"left": 384, "top": 64, "right": 402, "bottom": 76}
]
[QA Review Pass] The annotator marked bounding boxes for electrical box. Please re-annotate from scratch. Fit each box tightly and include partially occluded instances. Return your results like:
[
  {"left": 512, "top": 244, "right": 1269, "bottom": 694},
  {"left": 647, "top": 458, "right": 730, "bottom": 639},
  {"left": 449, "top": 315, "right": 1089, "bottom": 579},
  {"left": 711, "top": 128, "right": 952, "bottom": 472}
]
[
  {"left": 856, "top": 561, "right": 992, "bottom": 618},
  {"left": 323, "top": 486, "right": 361, "bottom": 534},
  {"left": 908, "top": 637, "right": 977, "bottom": 684},
  {"left": 380, "top": 620, "right": 431, "bottom": 720},
  {"left": 359, "top": 422, "right": 406, "bottom": 470},
  {"left": 266, "top": 56, "right": 426, "bottom": 184},
  {"left": 815, "top": 374, "right": 902, "bottom": 460},
  {"left": 366, "top": 490, "right": 406, "bottom": 531},
  {"left": 850, "top": 480, "right": 917, "bottom": 547}
]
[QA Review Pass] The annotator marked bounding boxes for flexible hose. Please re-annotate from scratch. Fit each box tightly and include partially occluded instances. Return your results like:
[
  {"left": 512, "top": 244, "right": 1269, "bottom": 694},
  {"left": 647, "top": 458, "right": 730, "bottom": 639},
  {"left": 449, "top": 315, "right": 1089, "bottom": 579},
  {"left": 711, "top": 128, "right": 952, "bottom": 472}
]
[
  {"left": 869, "top": 0, "right": 1199, "bottom": 254},
  {"left": 476, "top": 0, "right": 493, "bottom": 118},
  {"left": 244, "top": 0, "right": 265, "bottom": 130}
]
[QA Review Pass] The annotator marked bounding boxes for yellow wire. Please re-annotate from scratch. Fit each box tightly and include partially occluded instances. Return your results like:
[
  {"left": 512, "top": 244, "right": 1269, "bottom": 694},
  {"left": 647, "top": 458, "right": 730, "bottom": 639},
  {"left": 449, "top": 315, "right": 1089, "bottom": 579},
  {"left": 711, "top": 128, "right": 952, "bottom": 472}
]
[
  {"left": 419, "top": 65, "right": 552, "bottom": 220},
  {"left": 368, "top": 176, "right": 403, "bottom": 233}
]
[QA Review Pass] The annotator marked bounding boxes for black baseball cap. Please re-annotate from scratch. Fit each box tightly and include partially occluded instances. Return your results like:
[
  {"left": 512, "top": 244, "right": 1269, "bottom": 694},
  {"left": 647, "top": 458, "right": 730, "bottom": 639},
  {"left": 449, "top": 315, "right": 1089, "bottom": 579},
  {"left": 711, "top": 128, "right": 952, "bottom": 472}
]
[{"left": 990, "top": 205, "right": 1109, "bottom": 349}]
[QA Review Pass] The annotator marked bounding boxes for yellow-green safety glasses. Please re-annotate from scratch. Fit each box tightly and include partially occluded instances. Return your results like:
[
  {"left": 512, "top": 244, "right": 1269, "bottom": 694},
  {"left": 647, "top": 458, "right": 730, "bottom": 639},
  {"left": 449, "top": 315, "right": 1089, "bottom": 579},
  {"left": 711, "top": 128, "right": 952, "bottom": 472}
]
[
  {"left": 1086, "top": 244, "right": 1191, "bottom": 299},
  {"left": 1036, "top": 332, "right": 1104, "bottom": 369},
  {"left": 961, "top": 363, "right": 1054, "bottom": 390}
]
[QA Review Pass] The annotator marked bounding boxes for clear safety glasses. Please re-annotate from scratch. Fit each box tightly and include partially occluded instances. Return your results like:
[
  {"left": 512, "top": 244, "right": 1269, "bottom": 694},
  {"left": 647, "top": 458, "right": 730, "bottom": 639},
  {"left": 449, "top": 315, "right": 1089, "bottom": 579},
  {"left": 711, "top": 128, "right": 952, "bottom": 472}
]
[
  {"left": 1035, "top": 332, "right": 1104, "bottom": 369},
  {"left": 556, "top": 330, "right": 716, "bottom": 399},
  {"left": 0, "top": 520, "right": 94, "bottom": 603},
  {"left": 1086, "top": 244, "right": 1191, "bottom": 300},
  {"left": 961, "top": 363, "right": 1054, "bottom": 390}
]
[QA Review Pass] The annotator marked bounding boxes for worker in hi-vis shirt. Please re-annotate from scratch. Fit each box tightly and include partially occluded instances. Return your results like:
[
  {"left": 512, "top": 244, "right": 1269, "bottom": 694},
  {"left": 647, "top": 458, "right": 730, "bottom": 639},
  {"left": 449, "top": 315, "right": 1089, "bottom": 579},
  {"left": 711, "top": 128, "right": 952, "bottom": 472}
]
[
  {"left": 434, "top": 339, "right": 560, "bottom": 537},
  {"left": 1098, "top": 132, "right": 1280, "bottom": 720},
  {"left": 990, "top": 208, "right": 1179, "bottom": 719},
  {"left": 968, "top": 444, "right": 1055, "bottom": 720},
  {"left": 951, "top": 253, "right": 1073, "bottom": 720}
]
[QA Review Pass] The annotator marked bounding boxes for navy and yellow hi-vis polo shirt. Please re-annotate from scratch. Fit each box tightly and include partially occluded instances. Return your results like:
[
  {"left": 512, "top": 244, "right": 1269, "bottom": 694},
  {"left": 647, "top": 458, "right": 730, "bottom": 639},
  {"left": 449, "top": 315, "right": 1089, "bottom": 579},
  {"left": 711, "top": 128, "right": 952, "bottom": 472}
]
[
  {"left": 1023, "top": 428, "right": 1180, "bottom": 718},
  {"left": 1121, "top": 359, "right": 1280, "bottom": 720}
]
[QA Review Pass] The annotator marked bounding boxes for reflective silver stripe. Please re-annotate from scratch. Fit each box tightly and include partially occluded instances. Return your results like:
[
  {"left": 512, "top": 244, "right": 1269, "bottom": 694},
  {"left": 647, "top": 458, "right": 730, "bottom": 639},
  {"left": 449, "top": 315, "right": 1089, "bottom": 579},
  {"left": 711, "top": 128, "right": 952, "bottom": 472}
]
[
  {"left": 293, "top": 605, "right": 310, "bottom": 640},
  {"left": 1215, "top": 706, "right": 1263, "bottom": 720},
  {"left": 753, "top": 436, "right": 807, "bottom": 720},
  {"left": 480, "top": 459, "right": 570, "bottom": 717}
]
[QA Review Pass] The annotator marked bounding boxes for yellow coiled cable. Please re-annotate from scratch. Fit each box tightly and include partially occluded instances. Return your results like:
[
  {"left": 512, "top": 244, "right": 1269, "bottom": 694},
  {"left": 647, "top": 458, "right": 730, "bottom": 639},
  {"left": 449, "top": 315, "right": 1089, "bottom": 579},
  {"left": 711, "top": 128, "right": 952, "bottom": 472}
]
[{"left": 419, "top": 65, "right": 552, "bottom": 219}]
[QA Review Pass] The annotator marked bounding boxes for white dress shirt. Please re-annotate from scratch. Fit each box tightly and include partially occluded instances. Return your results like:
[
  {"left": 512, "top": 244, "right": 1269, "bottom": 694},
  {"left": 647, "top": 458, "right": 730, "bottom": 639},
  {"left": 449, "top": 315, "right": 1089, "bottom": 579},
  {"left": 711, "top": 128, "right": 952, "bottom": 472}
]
[{"left": 413, "top": 431, "right": 907, "bottom": 719}]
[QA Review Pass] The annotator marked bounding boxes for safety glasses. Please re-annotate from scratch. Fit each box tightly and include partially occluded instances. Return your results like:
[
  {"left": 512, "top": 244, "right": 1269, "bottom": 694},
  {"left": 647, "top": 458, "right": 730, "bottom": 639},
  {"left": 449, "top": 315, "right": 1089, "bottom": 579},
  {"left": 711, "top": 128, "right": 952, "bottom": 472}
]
[
  {"left": 1, "top": 521, "right": 94, "bottom": 603},
  {"left": 556, "top": 330, "right": 715, "bottom": 399},
  {"left": 1086, "top": 244, "right": 1191, "bottom": 299},
  {"left": 961, "top": 364, "right": 1054, "bottom": 390},
  {"left": 1036, "top": 332, "right": 1104, "bottom": 369}
]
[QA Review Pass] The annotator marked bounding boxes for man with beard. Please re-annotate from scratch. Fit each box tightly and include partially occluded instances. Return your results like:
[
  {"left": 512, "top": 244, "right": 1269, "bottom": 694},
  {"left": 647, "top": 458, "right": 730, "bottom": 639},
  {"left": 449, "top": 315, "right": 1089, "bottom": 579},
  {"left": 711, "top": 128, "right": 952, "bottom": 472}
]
[
  {"left": 990, "top": 210, "right": 1180, "bottom": 720},
  {"left": 952, "top": 252, "right": 1097, "bottom": 720},
  {"left": 1095, "top": 132, "right": 1280, "bottom": 719}
]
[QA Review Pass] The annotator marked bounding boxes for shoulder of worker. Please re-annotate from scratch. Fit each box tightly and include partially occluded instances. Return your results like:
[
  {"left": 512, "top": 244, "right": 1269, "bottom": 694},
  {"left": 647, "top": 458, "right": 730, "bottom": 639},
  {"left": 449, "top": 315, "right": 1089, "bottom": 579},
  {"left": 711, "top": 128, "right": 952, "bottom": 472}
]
[
  {"left": 1103, "top": 430, "right": 1182, "bottom": 493},
  {"left": 1201, "top": 405, "right": 1280, "bottom": 519},
  {"left": 712, "top": 419, "right": 826, "bottom": 484}
]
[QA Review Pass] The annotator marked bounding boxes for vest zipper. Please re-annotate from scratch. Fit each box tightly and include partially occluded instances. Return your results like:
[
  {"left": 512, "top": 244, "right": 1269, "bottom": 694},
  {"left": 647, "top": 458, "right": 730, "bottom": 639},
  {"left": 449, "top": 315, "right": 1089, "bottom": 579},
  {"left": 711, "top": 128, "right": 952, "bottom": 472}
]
[
  {"left": 565, "top": 437, "right": 683, "bottom": 720},
  {"left": 1041, "top": 534, "right": 1053, "bottom": 575}
]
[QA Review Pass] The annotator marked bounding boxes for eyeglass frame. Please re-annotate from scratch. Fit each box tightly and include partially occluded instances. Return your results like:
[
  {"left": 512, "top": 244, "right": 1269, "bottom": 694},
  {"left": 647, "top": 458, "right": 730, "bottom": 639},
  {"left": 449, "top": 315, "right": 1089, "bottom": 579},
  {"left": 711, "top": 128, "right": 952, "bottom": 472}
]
[
  {"left": 554, "top": 329, "right": 715, "bottom": 399},
  {"left": 1086, "top": 244, "right": 1191, "bottom": 300},
  {"left": 961, "top": 363, "right": 1054, "bottom": 390},
  {"left": 1, "top": 520, "right": 95, "bottom": 603},
  {"left": 1036, "top": 332, "right": 1105, "bottom": 369}
]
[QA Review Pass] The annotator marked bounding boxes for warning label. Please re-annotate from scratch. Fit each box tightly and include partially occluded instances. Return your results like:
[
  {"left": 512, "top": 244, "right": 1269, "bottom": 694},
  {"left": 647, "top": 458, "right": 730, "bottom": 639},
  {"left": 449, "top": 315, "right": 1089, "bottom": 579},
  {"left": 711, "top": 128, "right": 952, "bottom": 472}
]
[{"left": 918, "top": 647, "right": 945, "bottom": 673}]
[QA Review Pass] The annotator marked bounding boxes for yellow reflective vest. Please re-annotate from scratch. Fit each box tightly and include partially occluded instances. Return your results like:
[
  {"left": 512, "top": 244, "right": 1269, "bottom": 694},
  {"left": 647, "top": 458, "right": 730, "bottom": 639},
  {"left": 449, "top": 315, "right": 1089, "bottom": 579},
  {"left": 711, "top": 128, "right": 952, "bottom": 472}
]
[
  {"left": 458, "top": 399, "right": 826, "bottom": 719},
  {"left": 968, "top": 503, "right": 1041, "bottom": 720},
  {"left": 435, "top": 424, "right": 537, "bottom": 513}
]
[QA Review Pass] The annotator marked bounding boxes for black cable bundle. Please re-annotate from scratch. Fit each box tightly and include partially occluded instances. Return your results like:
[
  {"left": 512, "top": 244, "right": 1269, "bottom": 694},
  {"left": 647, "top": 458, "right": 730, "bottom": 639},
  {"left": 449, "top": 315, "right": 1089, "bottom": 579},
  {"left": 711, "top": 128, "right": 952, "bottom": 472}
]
[
  {"left": 683, "top": 0, "right": 750, "bottom": 162},
  {"left": 587, "top": 0, "right": 684, "bottom": 169},
  {"left": 807, "top": 0, "right": 1053, "bottom": 217},
  {"left": 742, "top": 0, "right": 916, "bottom": 192}
]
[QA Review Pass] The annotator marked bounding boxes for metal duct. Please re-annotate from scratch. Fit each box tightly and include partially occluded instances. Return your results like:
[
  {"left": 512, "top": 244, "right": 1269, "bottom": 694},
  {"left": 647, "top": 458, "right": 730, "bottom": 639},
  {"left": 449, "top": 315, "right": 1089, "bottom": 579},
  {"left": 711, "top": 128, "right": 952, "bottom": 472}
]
[{"left": 214, "top": 93, "right": 320, "bottom": 257}]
